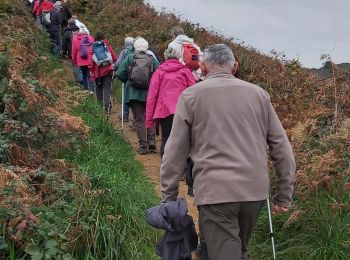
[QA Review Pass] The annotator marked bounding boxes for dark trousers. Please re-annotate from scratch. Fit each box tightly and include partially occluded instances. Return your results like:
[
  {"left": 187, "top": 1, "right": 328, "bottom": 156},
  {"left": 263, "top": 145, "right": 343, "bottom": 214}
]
[
  {"left": 95, "top": 73, "right": 112, "bottom": 113},
  {"left": 80, "top": 66, "right": 90, "bottom": 90},
  {"left": 129, "top": 100, "right": 155, "bottom": 146},
  {"left": 123, "top": 102, "right": 129, "bottom": 119},
  {"left": 159, "top": 115, "right": 174, "bottom": 157},
  {"left": 48, "top": 30, "right": 61, "bottom": 56},
  {"left": 199, "top": 201, "right": 265, "bottom": 260}
]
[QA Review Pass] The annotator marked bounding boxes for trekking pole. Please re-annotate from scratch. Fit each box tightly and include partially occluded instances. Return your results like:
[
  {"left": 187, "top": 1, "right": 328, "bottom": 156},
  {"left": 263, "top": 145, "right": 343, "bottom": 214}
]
[
  {"left": 267, "top": 198, "right": 276, "bottom": 259},
  {"left": 121, "top": 83, "right": 124, "bottom": 133}
]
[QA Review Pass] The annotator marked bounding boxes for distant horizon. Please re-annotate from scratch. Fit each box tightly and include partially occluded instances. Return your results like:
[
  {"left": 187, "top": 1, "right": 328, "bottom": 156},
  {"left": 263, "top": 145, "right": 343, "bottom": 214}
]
[{"left": 145, "top": 0, "right": 350, "bottom": 69}]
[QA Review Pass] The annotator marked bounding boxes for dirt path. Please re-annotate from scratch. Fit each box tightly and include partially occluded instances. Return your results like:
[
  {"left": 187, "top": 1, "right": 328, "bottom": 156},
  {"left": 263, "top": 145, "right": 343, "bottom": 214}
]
[{"left": 110, "top": 107, "right": 199, "bottom": 229}]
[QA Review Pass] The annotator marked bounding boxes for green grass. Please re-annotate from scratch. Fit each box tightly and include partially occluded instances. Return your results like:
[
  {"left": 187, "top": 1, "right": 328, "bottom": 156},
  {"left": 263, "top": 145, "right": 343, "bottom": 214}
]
[
  {"left": 63, "top": 97, "right": 160, "bottom": 259},
  {"left": 252, "top": 183, "right": 350, "bottom": 260}
]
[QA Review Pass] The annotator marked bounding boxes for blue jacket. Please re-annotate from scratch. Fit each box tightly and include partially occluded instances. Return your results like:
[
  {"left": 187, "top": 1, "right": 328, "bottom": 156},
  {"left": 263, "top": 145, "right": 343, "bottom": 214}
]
[{"left": 146, "top": 198, "right": 198, "bottom": 260}]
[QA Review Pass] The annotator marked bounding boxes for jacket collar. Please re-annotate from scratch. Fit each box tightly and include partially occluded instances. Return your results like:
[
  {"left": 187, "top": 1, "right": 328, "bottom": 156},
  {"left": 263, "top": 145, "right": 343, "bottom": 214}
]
[{"left": 205, "top": 70, "right": 236, "bottom": 80}]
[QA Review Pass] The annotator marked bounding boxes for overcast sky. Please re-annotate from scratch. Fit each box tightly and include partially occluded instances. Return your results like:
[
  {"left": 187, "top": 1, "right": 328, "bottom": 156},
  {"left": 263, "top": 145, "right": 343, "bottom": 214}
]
[{"left": 145, "top": 0, "right": 349, "bottom": 68}]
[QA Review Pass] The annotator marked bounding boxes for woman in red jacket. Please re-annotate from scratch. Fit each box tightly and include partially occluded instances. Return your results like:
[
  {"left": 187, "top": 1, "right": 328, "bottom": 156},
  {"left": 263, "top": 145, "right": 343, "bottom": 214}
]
[
  {"left": 89, "top": 32, "right": 118, "bottom": 114},
  {"left": 71, "top": 28, "right": 94, "bottom": 91},
  {"left": 37, "top": 0, "right": 54, "bottom": 15}
]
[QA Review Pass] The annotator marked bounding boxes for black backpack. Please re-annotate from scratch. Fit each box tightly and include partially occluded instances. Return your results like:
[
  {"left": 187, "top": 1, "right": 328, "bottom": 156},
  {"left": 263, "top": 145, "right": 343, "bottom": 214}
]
[{"left": 128, "top": 52, "right": 153, "bottom": 90}]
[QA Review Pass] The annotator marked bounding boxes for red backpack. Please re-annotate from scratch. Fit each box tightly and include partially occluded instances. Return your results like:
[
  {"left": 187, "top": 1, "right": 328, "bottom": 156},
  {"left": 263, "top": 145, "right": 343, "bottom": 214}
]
[{"left": 183, "top": 44, "right": 200, "bottom": 71}]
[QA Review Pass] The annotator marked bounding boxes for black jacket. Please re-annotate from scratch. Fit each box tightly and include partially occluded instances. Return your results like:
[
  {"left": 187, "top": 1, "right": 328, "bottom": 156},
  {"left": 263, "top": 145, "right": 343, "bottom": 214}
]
[
  {"left": 146, "top": 198, "right": 198, "bottom": 260},
  {"left": 59, "top": 6, "right": 72, "bottom": 28},
  {"left": 62, "top": 24, "right": 79, "bottom": 57},
  {"left": 45, "top": 9, "right": 62, "bottom": 32}
]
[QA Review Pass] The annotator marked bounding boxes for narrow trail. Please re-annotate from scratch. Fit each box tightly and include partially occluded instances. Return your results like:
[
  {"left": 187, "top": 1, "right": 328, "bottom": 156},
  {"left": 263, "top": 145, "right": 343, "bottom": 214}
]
[{"left": 110, "top": 106, "right": 199, "bottom": 229}]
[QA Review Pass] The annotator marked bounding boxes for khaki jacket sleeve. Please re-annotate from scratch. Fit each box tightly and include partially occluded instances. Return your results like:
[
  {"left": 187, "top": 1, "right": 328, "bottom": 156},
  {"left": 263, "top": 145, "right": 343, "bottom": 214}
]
[
  {"left": 266, "top": 96, "right": 296, "bottom": 208},
  {"left": 160, "top": 92, "right": 192, "bottom": 202}
]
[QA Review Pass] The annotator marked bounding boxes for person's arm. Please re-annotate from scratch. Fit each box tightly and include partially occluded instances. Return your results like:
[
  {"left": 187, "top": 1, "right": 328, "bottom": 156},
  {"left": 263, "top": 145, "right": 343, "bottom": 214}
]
[
  {"left": 62, "top": 32, "right": 68, "bottom": 55},
  {"left": 66, "top": 7, "right": 72, "bottom": 20},
  {"left": 160, "top": 91, "right": 193, "bottom": 202},
  {"left": 266, "top": 94, "right": 296, "bottom": 210},
  {"left": 57, "top": 10, "right": 62, "bottom": 25},
  {"left": 116, "top": 55, "right": 131, "bottom": 83},
  {"left": 145, "top": 70, "right": 161, "bottom": 128},
  {"left": 185, "top": 68, "right": 196, "bottom": 87},
  {"left": 32, "top": 1, "right": 38, "bottom": 14},
  {"left": 152, "top": 57, "right": 159, "bottom": 72},
  {"left": 106, "top": 41, "right": 118, "bottom": 62},
  {"left": 71, "top": 37, "right": 77, "bottom": 65},
  {"left": 113, "top": 49, "right": 126, "bottom": 71}
]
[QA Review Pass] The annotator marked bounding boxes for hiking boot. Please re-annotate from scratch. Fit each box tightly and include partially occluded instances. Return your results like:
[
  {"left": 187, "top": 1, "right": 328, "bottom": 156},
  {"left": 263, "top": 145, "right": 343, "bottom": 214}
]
[
  {"left": 195, "top": 242, "right": 208, "bottom": 259},
  {"left": 138, "top": 144, "right": 148, "bottom": 155},
  {"left": 148, "top": 136, "right": 156, "bottom": 153}
]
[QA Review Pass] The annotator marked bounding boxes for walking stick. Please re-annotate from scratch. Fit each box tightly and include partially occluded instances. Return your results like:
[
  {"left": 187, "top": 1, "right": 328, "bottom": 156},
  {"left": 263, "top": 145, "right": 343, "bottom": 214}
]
[
  {"left": 121, "top": 83, "right": 124, "bottom": 133},
  {"left": 267, "top": 198, "right": 276, "bottom": 259}
]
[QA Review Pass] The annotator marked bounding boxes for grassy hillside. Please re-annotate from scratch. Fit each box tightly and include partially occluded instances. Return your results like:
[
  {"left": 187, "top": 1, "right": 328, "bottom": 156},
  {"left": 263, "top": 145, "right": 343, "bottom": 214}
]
[
  {"left": 68, "top": 0, "right": 350, "bottom": 258},
  {"left": 0, "top": 1, "right": 159, "bottom": 259}
]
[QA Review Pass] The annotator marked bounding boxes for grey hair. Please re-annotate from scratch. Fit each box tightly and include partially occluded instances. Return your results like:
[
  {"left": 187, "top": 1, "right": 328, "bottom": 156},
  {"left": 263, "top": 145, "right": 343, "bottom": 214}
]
[
  {"left": 164, "top": 47, "right": 180, "bottom": 60},
  {"left": 171, "top": 26, "right": 185, "bottom": 37},
  {"left": 124, "top": 37, "right": 134, "bottom": 46},
  {"left": 202, "top": 44, "right": 236, "bottom": 67},
  {"left": 134, "top": 37, "right": 149, "bottom": 52}
]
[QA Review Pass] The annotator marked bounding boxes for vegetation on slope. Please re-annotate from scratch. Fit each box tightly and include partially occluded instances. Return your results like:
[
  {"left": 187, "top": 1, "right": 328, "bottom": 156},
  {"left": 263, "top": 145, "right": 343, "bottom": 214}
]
[
  {"left": 0, "top": 1, "right": 158, "bottom": 259},
  {"left": 68, "top": 0, "right": 350, "bottom": 258},
  {"left": 63, "top": 97, "right": 159, "bottom": 259}
]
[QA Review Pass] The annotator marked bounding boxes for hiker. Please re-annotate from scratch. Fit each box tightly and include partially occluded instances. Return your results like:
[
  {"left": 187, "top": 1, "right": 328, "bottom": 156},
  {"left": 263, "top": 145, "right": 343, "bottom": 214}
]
[
  {"left": 71, "top": 15, "right": 90, "bottom": 35},
  {"left": 160, "top": 44, "right": 296, "bottom": 260},
  {"left": 32, "top": 0, "right": 41, "bottom": 23},
  {"left": 37, "top": 0, "right": 54, "bottom": 16},
  {"left": 145, "top": 47, "right": 196, "bottom": 157},
  {"left": 62, "top": 18, "right": 79, "bottom": 59},
  {"left": 32, "top": 0, "right": 52, "bottom": 25},
  {"left": 147, "top": 47, "right": 159, "bottom": 64},
  {"left": 90, "top": 32, "right": 118, "bottom": 114},
  {"left": 30, "top": 0, "right": 38, "bottom": 18},
  {"left": 57, "top": 1, "right": 72, "bottom": 32},
  {"left": 116, "top": 37, "right": 159, "bottom": 155},
  {"left": 168, "top": 26, "right": 202, "bottom": 78},
  {"left": 113, "top": 36, "right": 134, "bottom": 122},
  {"left": 42, "top": 1, "right": 62, "bottom": 56},
  {"left": 71, "top": 27, "right": 94, "bottom": 91}
]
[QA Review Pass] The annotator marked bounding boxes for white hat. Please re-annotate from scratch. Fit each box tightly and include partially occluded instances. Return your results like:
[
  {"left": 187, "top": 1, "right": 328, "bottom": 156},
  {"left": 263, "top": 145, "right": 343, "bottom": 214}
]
[{"left": 54, "top": 1, "right": 62, "bottom": 8}]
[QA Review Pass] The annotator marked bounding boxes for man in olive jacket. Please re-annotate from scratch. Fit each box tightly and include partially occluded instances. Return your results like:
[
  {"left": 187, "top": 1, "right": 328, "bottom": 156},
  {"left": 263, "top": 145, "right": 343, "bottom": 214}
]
[
  {"left": 116, "top": 37, "right": 159, "bottom": 154},
  {"left": 160, "top": 44, "right": 296, "bottom": 260}
]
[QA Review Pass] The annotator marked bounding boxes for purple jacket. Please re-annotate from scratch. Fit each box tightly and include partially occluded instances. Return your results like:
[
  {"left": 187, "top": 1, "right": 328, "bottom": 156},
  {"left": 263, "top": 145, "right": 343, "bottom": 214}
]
[{"left": 146, "top": 59, "right": 196, "bottom": 128}]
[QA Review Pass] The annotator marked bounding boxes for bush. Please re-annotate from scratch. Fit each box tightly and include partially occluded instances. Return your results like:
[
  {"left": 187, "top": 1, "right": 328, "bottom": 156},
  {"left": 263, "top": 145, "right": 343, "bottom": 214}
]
[{"left": 0, "top": 0, "right": 15, "bottom": 13}]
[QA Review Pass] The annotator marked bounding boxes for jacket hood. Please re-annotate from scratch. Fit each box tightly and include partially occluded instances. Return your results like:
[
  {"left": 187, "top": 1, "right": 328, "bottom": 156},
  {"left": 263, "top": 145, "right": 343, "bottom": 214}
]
[
  {"left": 174, "top": 35, "right": 194, "bottom": 44},
  {"left": 159, "top": 59, "right": 187, "bottom": 72}
]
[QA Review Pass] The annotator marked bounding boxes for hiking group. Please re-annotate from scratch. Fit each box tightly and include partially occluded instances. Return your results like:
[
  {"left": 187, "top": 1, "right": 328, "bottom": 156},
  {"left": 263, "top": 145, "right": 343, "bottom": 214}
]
[
  {"left": 26, "top": 1, "right": 296, "bottom": 259},
  {"left": 28, "top": 0, "right": 118, "bottom": 111}
]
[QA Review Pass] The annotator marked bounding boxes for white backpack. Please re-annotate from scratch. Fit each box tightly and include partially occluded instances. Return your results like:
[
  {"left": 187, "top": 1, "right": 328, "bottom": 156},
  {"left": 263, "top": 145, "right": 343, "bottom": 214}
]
[{"left": 42, "top": 11, "right": 52, "bottom": 27}]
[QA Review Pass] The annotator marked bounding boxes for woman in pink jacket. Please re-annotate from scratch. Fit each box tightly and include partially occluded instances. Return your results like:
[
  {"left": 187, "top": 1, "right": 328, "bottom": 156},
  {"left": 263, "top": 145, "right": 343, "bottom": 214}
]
[
  {"left": 146, "top": 47, "right": 196, "bottom": 157},
  {"left": 71, "top": 28, "right": 94, "bottom": 91}
]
